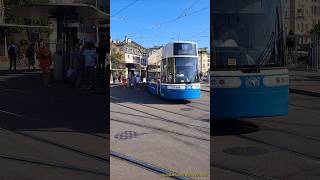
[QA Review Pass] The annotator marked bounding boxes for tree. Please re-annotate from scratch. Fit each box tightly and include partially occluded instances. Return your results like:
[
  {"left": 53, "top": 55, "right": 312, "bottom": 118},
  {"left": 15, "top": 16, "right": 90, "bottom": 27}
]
[{"left": 111, "top": 52, "right": 125, "bottom": 69}]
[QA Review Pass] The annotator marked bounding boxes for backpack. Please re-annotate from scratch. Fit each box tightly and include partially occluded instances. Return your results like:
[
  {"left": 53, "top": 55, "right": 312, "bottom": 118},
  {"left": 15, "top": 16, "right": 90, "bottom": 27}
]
[{"left": 8, "top": 46, "right": 15, "bottom": 56}]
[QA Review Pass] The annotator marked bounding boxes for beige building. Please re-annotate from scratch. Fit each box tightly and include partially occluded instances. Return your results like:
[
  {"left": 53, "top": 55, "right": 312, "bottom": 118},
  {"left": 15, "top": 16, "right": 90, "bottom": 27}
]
[
  {"left": 283, "top": 0, "right": 320, "bottom": 45},
  {"left": 147, "top": 47, "right": 162, "bottom": 66},
  {"left": 198, "top": 48, "right": 210, "bottom": 76}
]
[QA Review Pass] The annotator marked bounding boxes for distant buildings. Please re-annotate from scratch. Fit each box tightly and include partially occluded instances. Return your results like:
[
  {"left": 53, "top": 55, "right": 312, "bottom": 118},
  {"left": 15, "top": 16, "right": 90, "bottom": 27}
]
[
  {"left": 283, "top": 0, "right": 320, "bottom": 46},
  {"left": 198, "top": 48, "right": 210, "bottom": 76},
  {"left": 110, "top": 38, "right": 147, "bottom": 77},
  {"left": 147, "top": 46, "right": 162, "bottom": 66}
]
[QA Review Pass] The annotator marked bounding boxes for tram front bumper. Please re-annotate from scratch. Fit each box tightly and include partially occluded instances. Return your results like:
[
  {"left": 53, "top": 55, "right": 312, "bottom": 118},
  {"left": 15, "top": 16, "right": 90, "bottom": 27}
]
[{"left": 211, "top": 89, "right": 289, "bottom": 119}]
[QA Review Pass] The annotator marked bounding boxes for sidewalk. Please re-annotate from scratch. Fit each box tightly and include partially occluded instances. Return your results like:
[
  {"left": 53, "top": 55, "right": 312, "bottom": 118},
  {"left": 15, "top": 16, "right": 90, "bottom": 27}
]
[{"left": 289, "top": 70, "right": 320, "bottom": 95}]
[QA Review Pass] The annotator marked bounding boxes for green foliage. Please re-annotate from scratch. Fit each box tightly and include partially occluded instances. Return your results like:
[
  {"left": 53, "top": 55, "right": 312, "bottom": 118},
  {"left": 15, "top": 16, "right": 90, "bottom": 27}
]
[
  {"left": 111, "top": 52, "right": 125, "bottom": 69},
  {"left": 310, "top": 23, "right": 320, "bottom": 34}
]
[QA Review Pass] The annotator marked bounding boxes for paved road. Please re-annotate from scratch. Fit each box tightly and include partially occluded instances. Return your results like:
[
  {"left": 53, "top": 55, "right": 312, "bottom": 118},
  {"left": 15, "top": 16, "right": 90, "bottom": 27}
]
[
  {"left": 212, "top": 71, "right": 320, "bottom": 179},
  {"left": 0, "top": 69, "right": 108, "bottom": 180},
  {"left": 110, "top": 85, "right": 210, "bottom": 180}
]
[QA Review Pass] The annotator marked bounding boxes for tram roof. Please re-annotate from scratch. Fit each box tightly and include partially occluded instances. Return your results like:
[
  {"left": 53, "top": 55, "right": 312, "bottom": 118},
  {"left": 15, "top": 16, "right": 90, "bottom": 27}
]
[{"left": 164, "top": 41, "right": 197, "bottom": 46}]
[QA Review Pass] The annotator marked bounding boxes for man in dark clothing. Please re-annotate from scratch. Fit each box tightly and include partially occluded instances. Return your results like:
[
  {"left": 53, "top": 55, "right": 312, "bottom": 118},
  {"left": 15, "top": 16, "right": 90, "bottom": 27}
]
[
  {"left": 96, "top": 34, "right": 109, "bottom": 75},
  {"left": 8, "top": 42, "right": 18, "bottom": 71}
]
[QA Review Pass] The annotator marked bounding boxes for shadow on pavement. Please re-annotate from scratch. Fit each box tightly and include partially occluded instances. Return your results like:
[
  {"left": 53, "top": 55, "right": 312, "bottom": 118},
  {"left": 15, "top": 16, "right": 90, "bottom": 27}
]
[
  {"left": 212, "top": 119, "right": 259, "bottom": 136},
  {"left": 0, "top": 69, "right": 108, "bottom": 134},
  {"left": 110, "top": 85, "right": 191, "bottom": 105}
]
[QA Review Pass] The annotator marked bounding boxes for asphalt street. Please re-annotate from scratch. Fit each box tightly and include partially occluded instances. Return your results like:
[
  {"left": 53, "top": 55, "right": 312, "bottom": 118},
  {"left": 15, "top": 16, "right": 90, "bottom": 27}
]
[
  {"left": 110, "top": 84, "right": 210, "bottom": 180},
  {"left": 0, "top": 69, "right": 108, "bottom": 180}
]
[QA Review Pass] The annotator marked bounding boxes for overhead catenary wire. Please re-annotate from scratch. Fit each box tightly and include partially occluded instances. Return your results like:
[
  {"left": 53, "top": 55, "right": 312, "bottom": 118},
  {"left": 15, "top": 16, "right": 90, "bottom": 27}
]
[{"left": 111, "top": 0, "right": 140, "bottom": 18}]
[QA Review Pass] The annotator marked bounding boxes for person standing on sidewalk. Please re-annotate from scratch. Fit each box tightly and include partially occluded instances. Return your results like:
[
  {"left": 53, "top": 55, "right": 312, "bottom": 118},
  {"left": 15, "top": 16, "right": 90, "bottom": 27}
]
[
  {"left": 26, "top": 43, "right": 36, "bottom": 70},
  {"left": 8, "top": 42, "right": 18, "bottom": 71},
  {"left": 83, "top": 42, "right": 97, "bottom": 89},
  {"left": 74, "top": 43, "right": 85, "bottom": 88},
  {"left": 36, "top": 41, "right": 52, "bottom": 88},
  {"left": 96, "top": 34, "right": 108, "bottom": 75}
]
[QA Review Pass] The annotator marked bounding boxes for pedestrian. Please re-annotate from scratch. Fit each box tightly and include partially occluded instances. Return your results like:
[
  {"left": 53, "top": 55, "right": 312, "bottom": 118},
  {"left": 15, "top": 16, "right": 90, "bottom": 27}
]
[
  {"left": 8, "top": 42, "right": 18, "bottom": 71},
  {"left": 122, "top": 76, "right": 127, "bottom": 88},
  {"left": 135, "top": 75, "right": 140, "bottom": 88},
  {"left": 118, "top": 74, "right": 122, "bottom": 84},
  {"left": 73, "top": 43, "right": 85, "bottom": 88},
  {"left": 26, "top": 43, "right": 36, "bottom": 70},
  {"left": 113, "top": 75, "right": 116, "bottom": 84},
  {"left": 83, "top": 42, "right": 97, "bottom": 89},
  {"left": 96, "top": 34, "right": 108, "bottom": 75},
  {"left": 36, "top": 41, "right": 52, "bottom": 88}
]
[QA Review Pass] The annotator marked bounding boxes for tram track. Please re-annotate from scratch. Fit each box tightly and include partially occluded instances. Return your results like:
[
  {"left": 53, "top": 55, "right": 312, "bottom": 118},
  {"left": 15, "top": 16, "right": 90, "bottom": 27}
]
[
  {"left": 111, "top": 118, "right": 209, "bottom": 142},
  {"left": 0, "top": 108, "right": 108, "bottom": 164},
  {"left": 216, "top": 119, "right": 320, "bottom": 163},
  {"left": 111, "top": 101, "right": 210, "bottom": 135},
  {"left": 236, "top": 134, "right": 320, "bottom": 163},
  {"left": 0, "top": 153, "right": 108, "bottom": 176},
  {"left": 211, "top": 162, "right": 279, "bottom": 180},
  {"left": 240, "top": 120, "right": 320, "bottom": 143},
  {"left": 111, "top": 95, "right": 210, "bottom": 124},
  {"left": 110, "top": 150, "right": 191, "bottom": 180}
]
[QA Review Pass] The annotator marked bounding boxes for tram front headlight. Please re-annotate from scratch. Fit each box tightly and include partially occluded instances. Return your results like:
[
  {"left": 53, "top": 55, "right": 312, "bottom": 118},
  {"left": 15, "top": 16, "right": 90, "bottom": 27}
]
[{"left": 219, "top": 80, "right": 225, "bottom": 85}]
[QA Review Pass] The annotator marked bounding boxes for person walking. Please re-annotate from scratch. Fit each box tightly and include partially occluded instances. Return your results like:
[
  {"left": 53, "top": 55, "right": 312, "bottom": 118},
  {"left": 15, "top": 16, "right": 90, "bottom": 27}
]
[
  {"left": 74, "top": 44, "right": 85, "bottom": 88},
  {"left": 96, "top": 34, "right": 108, "bottom": 75},
  {"left": 8, "top": 42, "right": 18, "bottom": 71},
  {"left": 26, "top": 43, "right": 36, "bottom": 70},
  {"left": 36, "top": 41, "right": 52, "bottom": 88},
  {"left": 112, "top": 75, "right": 116, "bottom": 84},
  {"left": 135, "top": 75, "right": 140, "bottom": 89},
  {"left": 83, "top": 42, "right": 97, "bottom": 89}
]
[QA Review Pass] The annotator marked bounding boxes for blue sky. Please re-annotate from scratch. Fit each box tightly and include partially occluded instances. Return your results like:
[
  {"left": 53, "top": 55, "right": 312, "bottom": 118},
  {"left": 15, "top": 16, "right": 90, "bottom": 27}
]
[{"left": 110, "top": 0, "right": 210, "bottom": 48}]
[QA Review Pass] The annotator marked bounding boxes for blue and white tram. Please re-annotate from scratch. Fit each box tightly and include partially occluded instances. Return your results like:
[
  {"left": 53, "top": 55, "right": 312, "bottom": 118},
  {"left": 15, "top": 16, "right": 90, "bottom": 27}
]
[
  {"left": 211, "top": 0, "right": 289, "bottom": 118},
  {"left": 147, "top": 65, "right": 161, "bottom": 94},
  {"left": 148, "top": 41, "right": 201, "bottom": 99}
]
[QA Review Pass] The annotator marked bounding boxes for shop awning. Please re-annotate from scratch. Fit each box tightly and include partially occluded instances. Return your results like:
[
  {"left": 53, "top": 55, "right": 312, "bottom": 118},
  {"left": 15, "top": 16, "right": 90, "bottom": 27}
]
[
  {"left": 7, "top": 3, "right": 109, "bottom": 24},
  {"left": 0, "top": 23, "right": 51, "bottom": 29}
]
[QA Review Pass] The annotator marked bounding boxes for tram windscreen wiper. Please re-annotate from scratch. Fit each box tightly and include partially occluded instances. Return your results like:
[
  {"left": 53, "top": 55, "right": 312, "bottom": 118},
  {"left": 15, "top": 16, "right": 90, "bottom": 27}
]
[{"left": 250, "top": 32, "right": 275, "bottom": 72}]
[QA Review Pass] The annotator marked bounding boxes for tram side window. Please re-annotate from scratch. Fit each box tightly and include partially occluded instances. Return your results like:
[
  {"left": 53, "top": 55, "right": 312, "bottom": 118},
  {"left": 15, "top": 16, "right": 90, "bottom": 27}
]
[
  {"left": 161, "top": 59, "right": 167, "bottom": 83},
  {"left": 167, "top": 58, "right": 175, "bottom": 84}
]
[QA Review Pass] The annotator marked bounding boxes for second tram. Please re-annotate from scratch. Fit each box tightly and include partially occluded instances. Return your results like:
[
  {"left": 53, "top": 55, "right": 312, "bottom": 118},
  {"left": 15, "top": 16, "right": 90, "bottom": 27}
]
[
  {"left": 211, "top": 0, "right": 289, "bottom": 118},
  {"left": 147, "top": 41, "right": 201, "bottom": 99}
]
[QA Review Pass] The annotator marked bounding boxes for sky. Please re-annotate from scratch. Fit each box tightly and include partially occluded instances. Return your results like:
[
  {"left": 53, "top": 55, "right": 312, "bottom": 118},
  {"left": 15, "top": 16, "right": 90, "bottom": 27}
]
[{"left": 110, "top": 0, "right": 210, "bottom": 48}]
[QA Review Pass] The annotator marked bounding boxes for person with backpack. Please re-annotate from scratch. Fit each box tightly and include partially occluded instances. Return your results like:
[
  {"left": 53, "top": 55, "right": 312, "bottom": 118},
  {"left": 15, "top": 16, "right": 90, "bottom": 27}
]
[{"left": 8, "top": 42, "right": 18, "bottom": 71}]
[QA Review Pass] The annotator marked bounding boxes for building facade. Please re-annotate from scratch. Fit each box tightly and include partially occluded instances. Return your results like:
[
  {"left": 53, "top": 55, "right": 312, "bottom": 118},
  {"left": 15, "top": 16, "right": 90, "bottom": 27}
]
[
  {"left": 147, "top": 46, "right": 162, "bottom": 66},
  {"left": 283, "top": 0, "right": 320, "bottom": 46},
  {"left": 111, "top": 38, "right": 147, "bottom": 77},
  {"left": 198, "top": 47, "right": 210, "bottom": 76}
]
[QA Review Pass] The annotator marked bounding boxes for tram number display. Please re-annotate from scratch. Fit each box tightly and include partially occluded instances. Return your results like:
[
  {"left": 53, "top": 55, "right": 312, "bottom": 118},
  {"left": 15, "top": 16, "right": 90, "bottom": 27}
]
[
  {"left": 228, "top": 58, "right": 237, "bottom": 65},
  {"left": 173, "top": 43, "right": 197, "bottom": 56}
]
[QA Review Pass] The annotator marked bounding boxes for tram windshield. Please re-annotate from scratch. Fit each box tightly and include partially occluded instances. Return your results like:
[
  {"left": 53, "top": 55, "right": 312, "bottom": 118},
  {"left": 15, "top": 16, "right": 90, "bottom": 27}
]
[
  {"left": 212, "top": 0, "right": 285, "bottom": 69},
  {"left": 175, "top": 57, "right": 199, "bottom": 83}
]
